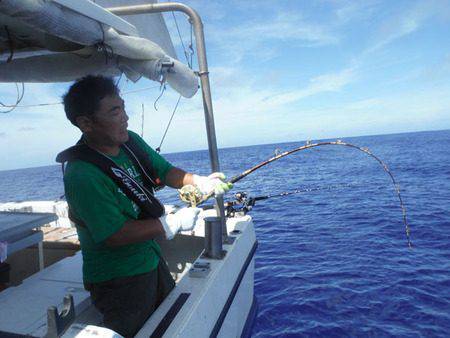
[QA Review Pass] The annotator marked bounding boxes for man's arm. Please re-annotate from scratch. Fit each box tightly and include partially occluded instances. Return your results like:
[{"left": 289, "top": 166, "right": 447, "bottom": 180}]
[
  {"left": 106, "top": 207, "right": 202, "bottom": 247},
  {"left": 164, "top": 167, "right": 194, "bottom": 189},
  {"left": 105, "top": 218, "right": 165, "bottom": 247}
]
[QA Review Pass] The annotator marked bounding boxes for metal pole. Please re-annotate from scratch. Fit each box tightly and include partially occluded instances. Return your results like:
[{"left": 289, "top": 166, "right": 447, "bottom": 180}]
[
  {"left": 108, "top": 3, "right": 229, "bottom": 239},
  {"left": 203, "top": 217, "right": 224, "bottom": 259}
]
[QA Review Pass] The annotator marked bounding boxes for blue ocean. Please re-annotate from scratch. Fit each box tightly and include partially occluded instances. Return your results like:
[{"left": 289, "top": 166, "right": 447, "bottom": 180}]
[{"left": 1, "top": 129, "right": 449, "bottom": 337}]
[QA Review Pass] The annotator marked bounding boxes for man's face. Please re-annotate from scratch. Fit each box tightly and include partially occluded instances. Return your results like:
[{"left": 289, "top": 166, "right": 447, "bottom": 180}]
[{"left": 89, "top": 94, "right": 129, "bottom": 147}]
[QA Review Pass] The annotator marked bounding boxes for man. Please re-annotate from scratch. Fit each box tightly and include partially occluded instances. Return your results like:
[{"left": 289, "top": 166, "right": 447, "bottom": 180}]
[{"left": 59, "top": 75, "right": 231, "bottom": 337}]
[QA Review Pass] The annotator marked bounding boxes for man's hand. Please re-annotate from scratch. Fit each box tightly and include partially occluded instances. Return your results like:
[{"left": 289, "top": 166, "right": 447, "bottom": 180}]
[
  {"left": 192, "top": 172, "right": 233, "bottom": 196},
  {"left": 159, "top": 207, "right": 202, "bottom": 239}
]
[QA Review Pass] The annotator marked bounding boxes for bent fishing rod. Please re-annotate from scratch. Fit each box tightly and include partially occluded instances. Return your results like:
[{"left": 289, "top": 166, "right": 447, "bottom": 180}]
[{"left": 179, "top": 140, "right": 412, "bottom": 248}]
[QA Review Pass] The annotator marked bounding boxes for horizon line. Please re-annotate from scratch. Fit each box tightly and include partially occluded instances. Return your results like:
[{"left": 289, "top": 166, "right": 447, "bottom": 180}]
[{"left": 1, "top": 127, "right": 449, "bottom": 172}]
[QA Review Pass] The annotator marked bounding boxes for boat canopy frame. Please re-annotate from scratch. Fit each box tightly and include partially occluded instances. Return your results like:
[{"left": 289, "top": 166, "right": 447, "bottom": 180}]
[{"left": 107, "top": 2, "right": 228, "bottom": 237}]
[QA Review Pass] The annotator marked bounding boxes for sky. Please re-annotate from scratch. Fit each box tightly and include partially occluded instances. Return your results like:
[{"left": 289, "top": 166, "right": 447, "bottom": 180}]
[{"left": 1, "top": 0, "right": 450, "bottom": 170}]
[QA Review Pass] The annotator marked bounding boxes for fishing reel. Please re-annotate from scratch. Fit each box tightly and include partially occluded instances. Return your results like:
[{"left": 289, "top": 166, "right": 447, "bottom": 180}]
[
  {"left": 178, "top": 184, "right": 205, "bottom": 207},
  {"left": 225, "top": 192, "right": 256, "bottom": 217},
  {"left": 178, "top": 185, "right": 256, "bottom": 217}
]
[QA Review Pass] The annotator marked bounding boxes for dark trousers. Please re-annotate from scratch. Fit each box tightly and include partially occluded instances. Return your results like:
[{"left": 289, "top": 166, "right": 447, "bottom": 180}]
[{"left": 86, "top": 260, "right": 175, "bottom": 337}]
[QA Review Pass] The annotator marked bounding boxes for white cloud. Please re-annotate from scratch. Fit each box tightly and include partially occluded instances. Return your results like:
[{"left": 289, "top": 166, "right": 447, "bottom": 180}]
[
  {"left": 366, "top": 0, "right": 450, "bottom": 53},
  {"left": 205, "top": 62, "right": 450, "bottom": 148},
  {"left": 260, "top": 67, "right": 356, "bottom": 108},
  {"left": 208, "top": 66, "right": 241, "bottom": 87},
  {"left": 181, "top": 0, "right": 228, "bottom": 21},
  {"left": 230, "top": 12, "right": 338, "bottom": 45},
  {"left": 333, "top": 0, "right": 380, "bottom": 24},
  {"left": 208, "top": 12, "right": 339, "bottom": 63},
  {"left": 284, "top": 85, "right": 450, "bottom": 136},
  {"left": 422, "top": 53, "right": 450, "bottom": 83}
]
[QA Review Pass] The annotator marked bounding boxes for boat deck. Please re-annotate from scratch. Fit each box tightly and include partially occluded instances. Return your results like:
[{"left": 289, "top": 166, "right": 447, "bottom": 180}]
[{"left": 0, "top": 214, "right": 257, "bottom": 338}]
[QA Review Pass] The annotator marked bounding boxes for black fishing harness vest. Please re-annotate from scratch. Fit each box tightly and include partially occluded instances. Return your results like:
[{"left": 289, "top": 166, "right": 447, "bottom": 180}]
[{"left": 56, "top": 136, "right": 165, "bottom": 227}]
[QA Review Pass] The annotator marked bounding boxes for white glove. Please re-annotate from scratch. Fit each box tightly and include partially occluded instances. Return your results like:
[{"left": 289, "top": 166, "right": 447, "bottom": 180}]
[
  {"left": 159, "top": 207, "right": 202, "bottom": 239},
  {"left": 192, "top": 172, "right": 233, "bottom": 196}
]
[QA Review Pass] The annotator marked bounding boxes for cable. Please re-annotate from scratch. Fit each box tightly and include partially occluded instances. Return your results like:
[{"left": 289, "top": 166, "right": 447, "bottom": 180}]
[
  {"left": 0, "top": 85, "right": 161, "bottom": 109},
  {"left": 153, "top": 84, "right": 166, "bottom": 111},
  {"left": 189, "top": 20, "right": 194, "bottom": 68},
  {"left": 115, "top": 73, "right": 123, "bottom": 87},
  {"left": 155, "top": 94, "right": 182, "bottom": 153},
  {"left": 0, "top": 100, "right": 61, "bottom": 109},
  {"left": 141, "top": 103, "right": 145, "bottom": 138},
  {"left": 171, "top": 11, "right": 191, "bottom": 67},
  {"left": 95, "top": 22, "right": 116, "bottom": 65},
  {"left": 122, "top": 85, "right": 161, "bottom": 95},
  {"left": 4, "top": 25, "right": 14, "bottom": 63},
  {"left": 0, "top": 82, "right": 25, "bottom": 113}
]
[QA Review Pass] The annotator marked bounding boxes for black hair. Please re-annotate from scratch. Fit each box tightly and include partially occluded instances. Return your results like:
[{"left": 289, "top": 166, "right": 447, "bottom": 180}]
[{"left": 62, "top": 75, "right": 119, "bottom": 126}]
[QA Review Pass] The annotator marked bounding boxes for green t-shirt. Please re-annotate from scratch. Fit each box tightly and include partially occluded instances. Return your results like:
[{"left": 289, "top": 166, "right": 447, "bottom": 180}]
[{"left": 64, "top": 131, "right": 173, "bottom": 283}]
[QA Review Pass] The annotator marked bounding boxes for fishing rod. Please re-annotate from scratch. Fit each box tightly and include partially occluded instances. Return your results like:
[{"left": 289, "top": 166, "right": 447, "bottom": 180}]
[{"left": 179, "top": 140, "right": 412, "bottom": 248}]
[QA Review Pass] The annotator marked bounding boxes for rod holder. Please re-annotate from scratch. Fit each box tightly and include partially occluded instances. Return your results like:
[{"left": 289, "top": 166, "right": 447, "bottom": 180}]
[
  {"left": 44, "top": 294, "right": 75, "bottom": 338},
  {"left": 203, "top": 217, "right": 225, "bottom": 259}
]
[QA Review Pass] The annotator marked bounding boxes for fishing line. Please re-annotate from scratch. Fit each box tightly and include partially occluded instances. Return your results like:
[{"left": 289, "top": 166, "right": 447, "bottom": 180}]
[
  {"left": 224, "top": 183, "right": 359, "bottom": 216},
  {"left": 179, "top": 140, "right": 412, "bottom": 248},
  {"left": 230, "top": 182, "right": 359, "bottom": 205}
]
